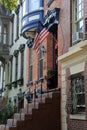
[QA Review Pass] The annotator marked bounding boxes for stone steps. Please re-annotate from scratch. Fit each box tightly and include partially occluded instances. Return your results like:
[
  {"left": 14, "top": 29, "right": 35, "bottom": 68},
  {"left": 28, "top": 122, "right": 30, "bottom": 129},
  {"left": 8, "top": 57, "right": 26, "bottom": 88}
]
[{"left": 0, "top": 89, "right": 61, "bottom": 130}]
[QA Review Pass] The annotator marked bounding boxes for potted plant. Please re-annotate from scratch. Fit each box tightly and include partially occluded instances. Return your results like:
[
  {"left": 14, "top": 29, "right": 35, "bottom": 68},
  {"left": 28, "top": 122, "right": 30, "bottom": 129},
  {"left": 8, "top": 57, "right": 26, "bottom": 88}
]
[{"left": 47, "top": 69, "right": 55, "bottom": 79}]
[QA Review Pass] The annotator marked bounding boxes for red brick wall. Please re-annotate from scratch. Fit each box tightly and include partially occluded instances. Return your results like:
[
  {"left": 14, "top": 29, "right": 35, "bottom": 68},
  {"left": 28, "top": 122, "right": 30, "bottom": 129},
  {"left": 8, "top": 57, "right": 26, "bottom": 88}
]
[
  {"left": 26, "top": 0, "right": 62, "bottom": 90},
  {"left": 59, "top": 0, "right": 71, "bottom": 54},
  {"left": 69, "top": 120, "right": 87, "bottom": 130}
]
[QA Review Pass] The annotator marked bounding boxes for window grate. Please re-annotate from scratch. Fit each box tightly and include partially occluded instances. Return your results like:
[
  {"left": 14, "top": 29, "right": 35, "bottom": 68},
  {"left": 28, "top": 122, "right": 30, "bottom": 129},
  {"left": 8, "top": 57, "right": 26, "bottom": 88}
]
[{"left": 71, "top": 74, "right": 85, "bottom": 114}]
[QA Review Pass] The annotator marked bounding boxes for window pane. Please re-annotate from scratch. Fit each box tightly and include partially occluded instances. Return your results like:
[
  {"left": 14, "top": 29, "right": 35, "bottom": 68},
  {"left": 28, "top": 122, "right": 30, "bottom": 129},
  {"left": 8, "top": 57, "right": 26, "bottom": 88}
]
[
  {"left": 3, "top": 26, "right": 7, "bottom": 44},
  {"left": 38, "top": 48, "right": 43, "bottom": 78},
  {"left": 29, "top": 48, "right": 33, "bottom": 82},
  {"left": 21, "top": 52, "right": 24, "bottom": 77},
  {"left": 23, "top": 0, "right": 28, "bottom": 16},
  {"left": 76, "top": 0, "right": 83, "bottom": 20},
  {"left": 29, "top": 0, "right": 40, "bottom": 12},
  {"left": 79, "top": 0, "right": 81, "bottom": 4},
  {"left": 0, "top": 26, "right": 1, "bottom": 43},
  {"left": 77, "top": 20, "right": 83, "bottom": 32},
  {"left": 78, "top": 4, "right": 81, "bottom": 11},
  {"left": 15, "top": 56, "right": 18, "bottom": 80},
  {"left": 29, "top": 66, "right": 32, "bottom": 81},
  {"left": 78, "top": 11, "right": 81, "bottom": 19}
]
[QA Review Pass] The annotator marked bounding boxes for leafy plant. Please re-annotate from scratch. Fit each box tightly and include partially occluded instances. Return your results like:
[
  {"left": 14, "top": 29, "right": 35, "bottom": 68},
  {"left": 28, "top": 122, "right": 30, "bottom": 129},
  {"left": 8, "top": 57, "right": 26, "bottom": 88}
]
[
  {"left": 47, "top": 69, "right": 55, "bottom": 78},
  {"left": 0, "top": 103, "right": 17, "bottom": 124}
]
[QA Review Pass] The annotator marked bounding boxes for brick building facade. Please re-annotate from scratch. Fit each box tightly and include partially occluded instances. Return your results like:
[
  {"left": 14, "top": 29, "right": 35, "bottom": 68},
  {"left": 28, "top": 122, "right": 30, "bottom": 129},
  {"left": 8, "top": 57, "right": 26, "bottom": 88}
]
[
  {"left": 59, "top": 0, "right": 87, "bottom": 130},
  {"left": 25, "top": 0, "right": 62, "bottom": 94}
]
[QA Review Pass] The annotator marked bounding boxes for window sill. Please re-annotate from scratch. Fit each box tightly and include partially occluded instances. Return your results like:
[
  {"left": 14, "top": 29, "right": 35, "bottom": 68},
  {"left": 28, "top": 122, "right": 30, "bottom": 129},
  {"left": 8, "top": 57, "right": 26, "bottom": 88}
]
[{"left": 70, "top": 113, "right": 86, "bottom": 120}]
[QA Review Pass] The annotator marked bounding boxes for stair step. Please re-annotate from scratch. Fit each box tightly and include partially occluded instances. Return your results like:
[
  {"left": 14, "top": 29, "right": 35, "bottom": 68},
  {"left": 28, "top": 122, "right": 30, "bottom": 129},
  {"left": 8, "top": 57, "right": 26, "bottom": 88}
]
[
  {"left": 38, "top": 103, "right": 47, "bottom": 109},
  {"left": 5, "top": 125, "right": 16, "bottom": 130},
  {"left": 45, "top": 98, "right": 52, "bottom": 103},
  {"left": 20, "top": 107, "right": 32, "bottom": 114},
  {"left": 7, "top": 119, "right": 14, "bottom": 126},
  {"left": 0, "top": 124, "right": 6, "bottom": 130},
  {"left": 14, "top": 113, "right": 21, "bottom": 120},
  {"left": 0, "top": 125, "right": 16, "bottom": 130},
  {"left": 21, "top": 113, "right": 32, "bottom": 120},
  {"left": 7, "top": 118, "right": 24, "bottom": 127},
  {"left": 12, "top": 119, "right": 24, "bottom": 127}
]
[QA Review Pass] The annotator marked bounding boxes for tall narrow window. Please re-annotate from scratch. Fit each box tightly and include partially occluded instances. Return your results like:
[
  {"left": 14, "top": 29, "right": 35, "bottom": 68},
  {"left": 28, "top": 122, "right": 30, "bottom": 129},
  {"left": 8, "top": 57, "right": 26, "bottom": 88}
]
[
  {"left": 11, "top": 18, "right": 14, "bottom": 45},
  {"left": 0, "top": 66, "right": 1, "bottom": 82},
  {"left": 70, "top": 73, "right": 85, "bottom": 114},
  {"left": 3, "top": 24, "right": 8, "bottom": 44},
  {"left": 16, "top": 13, "right": 19, "bottom": 39},
  {"left": 21, "top": 51, "right": 24, "bottom": 78},
  {"left": 75, "top": 0, "right": 83, "bottom": 32},
  {"left": 38, "top": 47, "right": 43, "bottom": 79},
  {"left": 19, "top": 44, "right": 25, "bottom": 79},
  {"left": 10, "top": 58, "right": 13, "bottom": 82},
  {"left": 29, "top": 48, "right": 33, "bottom": 82},
  {"left": 15, "top": 56, "right": 18, "bottom": 81},
  {"left": 0, "top": 26, "right": 1, "bottom": 43}
]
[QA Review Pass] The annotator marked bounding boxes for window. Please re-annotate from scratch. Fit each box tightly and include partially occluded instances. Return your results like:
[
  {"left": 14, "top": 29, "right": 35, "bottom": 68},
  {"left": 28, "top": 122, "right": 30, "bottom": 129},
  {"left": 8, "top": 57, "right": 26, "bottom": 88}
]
[
  {"left": 29, "top": 48, "right": 33, "bottom": 82},
  {"left": 74, "top": 0, "right": 83, "bottom": 32},
  {"left": 10, "top": 59, "right": 13, "bottom": 82},
  {"left": 0, "top": 66, "right": 1, "bottom": 82},
  {"left": 3, "top": 24, "right": 8, "bottom": 44},
  {"left": 21, "top": 51, "right": 24, "bottom": 78},
  {"left": 11, "top": 18, "right": 14, "bottom": 45},
  {"left": 16, "top": 13, "right": 19, "bottom": 39},
  {"left": 15, "top": 56, "right": 18, "bottom": 81},
  {"left": 23, "top": 0, "right": 28, "bottom": 16},
  {"left": 38, "top": 47, "right": 43, "bottom": 79},
  {"left": 0, "top": 26, "right": 1, "bottom": 43},
  {"left": 70, "top": 73, "right": 85, "bottom": 114},
  {"left": 29, "top": 0, "right": 40, "bottom": 12}
]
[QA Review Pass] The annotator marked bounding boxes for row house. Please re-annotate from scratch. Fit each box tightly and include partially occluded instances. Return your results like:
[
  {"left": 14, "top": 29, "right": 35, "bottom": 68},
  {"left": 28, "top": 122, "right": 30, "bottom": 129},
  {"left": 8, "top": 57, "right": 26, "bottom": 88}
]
[
  {"left": 21, "top": 0, "right": 61, "bottom": 102},
  {"left": 59, "top": 0, "right": 87, "bottom": 130},
  {"left": 0, "top": 6, "right": 10, "bottom": 100},
  {"left": 0, "top": 1, "right": 62, "bottom": 130},
  {"left": 0, "top": 1, "right": 27, "bottom": 110},
  {"left": 1, "top": 0, "right": 87, "bottom": 130}
]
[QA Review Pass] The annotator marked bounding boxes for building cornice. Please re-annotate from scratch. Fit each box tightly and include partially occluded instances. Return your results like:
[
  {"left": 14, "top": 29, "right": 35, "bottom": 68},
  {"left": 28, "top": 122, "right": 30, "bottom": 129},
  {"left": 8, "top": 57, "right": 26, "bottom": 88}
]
[{"left": 58, "top": 40, "right": 87, "bottom": 63}]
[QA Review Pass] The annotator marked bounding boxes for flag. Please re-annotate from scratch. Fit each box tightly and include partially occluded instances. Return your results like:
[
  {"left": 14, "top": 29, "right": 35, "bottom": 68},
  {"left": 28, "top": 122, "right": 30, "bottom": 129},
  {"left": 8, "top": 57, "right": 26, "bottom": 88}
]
[{"left": 33, "top": 21, "right": 50, "bottom": 54}]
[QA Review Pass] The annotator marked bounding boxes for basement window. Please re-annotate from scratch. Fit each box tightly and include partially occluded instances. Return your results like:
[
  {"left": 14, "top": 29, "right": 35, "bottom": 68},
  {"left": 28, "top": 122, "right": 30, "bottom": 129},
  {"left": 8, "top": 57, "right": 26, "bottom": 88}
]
[{"left": 70, "top": 73, "right": 85, "bottom": 114}]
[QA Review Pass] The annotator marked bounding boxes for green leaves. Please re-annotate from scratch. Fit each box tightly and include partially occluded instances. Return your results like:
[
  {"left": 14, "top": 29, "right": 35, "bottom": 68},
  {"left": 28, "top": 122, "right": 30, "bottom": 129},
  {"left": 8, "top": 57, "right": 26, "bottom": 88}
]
[
  {"left": 0, "top": 0, "right": 18, "bottom": 10},
  {"left": 0, "top": 103, "right": 17, "bottom": 124}
]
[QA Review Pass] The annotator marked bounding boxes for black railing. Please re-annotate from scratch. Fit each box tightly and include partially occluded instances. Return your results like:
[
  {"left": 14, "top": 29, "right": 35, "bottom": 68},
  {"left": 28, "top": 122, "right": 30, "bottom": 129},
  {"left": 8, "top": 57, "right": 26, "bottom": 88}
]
[{"left": 25, "top": 78, "right": 59, "bottom": 109}]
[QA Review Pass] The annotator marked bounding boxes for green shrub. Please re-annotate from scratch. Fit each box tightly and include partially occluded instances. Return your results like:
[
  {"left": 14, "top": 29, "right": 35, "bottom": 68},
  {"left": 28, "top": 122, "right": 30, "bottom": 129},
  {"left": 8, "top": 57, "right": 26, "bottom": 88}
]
[
  {"left": 0, "top": 103, "right": 17, "bottom": 124},
  {"left": 47, "top": 69, "right": 55, "bottom": 77}
]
